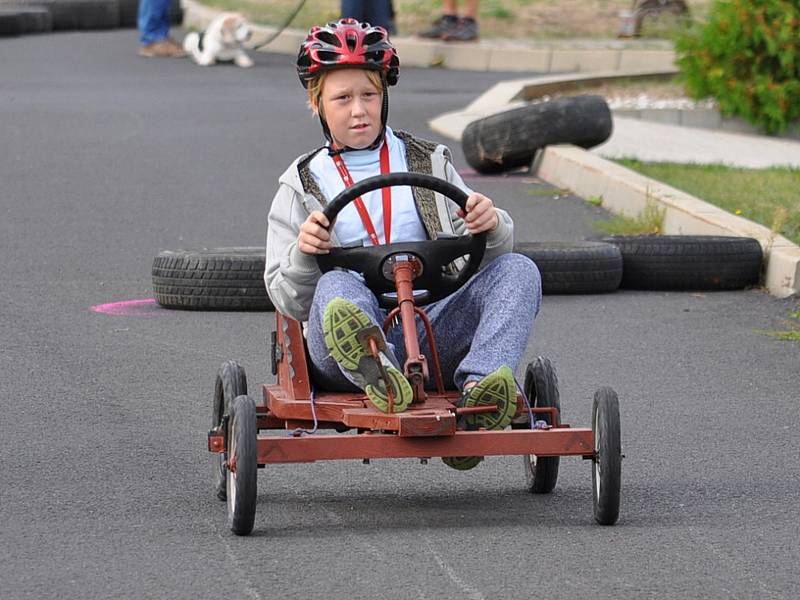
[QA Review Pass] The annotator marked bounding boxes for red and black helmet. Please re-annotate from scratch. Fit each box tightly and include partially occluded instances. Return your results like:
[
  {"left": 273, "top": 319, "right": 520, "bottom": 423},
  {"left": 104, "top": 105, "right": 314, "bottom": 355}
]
[{"left": 297, "top": 18, "right": 400, "bottom": 88}]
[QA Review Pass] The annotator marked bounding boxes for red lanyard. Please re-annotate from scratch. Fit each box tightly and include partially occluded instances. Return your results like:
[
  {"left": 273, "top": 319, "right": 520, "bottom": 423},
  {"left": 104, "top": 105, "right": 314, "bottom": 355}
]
[{"left": 330, "top": 140, "right": 391, "bottom": 246}]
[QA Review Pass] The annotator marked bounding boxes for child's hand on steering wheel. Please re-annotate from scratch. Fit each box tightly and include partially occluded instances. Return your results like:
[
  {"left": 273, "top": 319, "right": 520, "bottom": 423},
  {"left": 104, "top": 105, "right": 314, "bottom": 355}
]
[
  {"left": 298, "top": 210, "right": 332, "bottom": 255},
  {"left": 457, "top": 192, "right": 499, "bottom": 234}
]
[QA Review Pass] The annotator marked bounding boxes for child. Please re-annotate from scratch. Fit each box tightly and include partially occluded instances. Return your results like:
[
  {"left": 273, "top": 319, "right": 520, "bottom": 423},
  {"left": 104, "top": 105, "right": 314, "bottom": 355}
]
[{"left": 264, "top": 18, "right": 541, "bottom": 470}]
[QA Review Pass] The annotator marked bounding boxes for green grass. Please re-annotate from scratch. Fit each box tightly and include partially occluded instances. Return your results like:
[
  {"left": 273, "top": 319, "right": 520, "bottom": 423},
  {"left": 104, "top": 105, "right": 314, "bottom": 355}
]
[
  {"left": 592, "top": 198, "right": 666, "bottom": 235},
  {"left": 614, "top": 160, "right": 800, "bottom": 245},
  {"left": 760, "top": 308, "right": 800, "bottom": 342},
  {"left": 196, "top": 0, "right": 708, "bottom": 40}
]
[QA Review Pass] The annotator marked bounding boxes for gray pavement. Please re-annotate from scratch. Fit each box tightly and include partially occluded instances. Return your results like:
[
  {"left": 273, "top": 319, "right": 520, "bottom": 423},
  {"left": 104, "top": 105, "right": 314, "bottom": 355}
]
[
  {"left": 595, "top": 116, "right": 800, "bottom": 168},
  {"left": 1, "top": 29, "right": 800, "bottom": 600}
]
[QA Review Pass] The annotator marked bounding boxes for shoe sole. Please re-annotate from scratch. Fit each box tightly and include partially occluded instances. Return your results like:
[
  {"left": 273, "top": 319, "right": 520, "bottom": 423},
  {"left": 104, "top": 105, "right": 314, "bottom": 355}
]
[
  {"left": 442, "top": 366, "right": 517, "bottom": 471},
  {"left": 323, "top": 298, "right": 412, "bottom": 413},
  {"left": 442, "top": 455, "right": 483, "bottom": 470},
  {"left": 463, "top": 366, "right": 517, "bottom": 430}
]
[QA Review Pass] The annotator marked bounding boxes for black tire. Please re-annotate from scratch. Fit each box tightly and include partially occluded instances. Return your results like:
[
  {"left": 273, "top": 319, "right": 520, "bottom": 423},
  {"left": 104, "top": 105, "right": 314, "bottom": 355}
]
[
  {"left": 0, "top": 9, "right": 25, "bottom": 35},
  {"left": 152, "top": 248, "right": 273, "bottom": 311},
  {"left": 633, "top": 0, "right": 689, "bottom": 35},
  {"left": 512, "top": 356, "right": 560, "bottom": 494},
  {"left": 592, "top": 387, "right": 621, "bottom": 525},
  {"left": 600, "top": 235, "right": 763, "bottom": 291},
  {"left": 31, "top": 0, "right": 120, "bottom": 30},
  {"left": 227, "top": 395, "right": 257, "bottom": 536},
  {"left": 18, "top": 6, "right": 52, "bottom": 33},
  {"left": 213, "top": 360, "right": 247, "bottom": 501},
  {"left": 462, "top": 95, "right": 613, "bottom": 174},
  {"left": 514, "top": 241, "right": 622, "bottom": 294},
  {"left": 0, "top": 6, "right": 52, "bottom": 34}
]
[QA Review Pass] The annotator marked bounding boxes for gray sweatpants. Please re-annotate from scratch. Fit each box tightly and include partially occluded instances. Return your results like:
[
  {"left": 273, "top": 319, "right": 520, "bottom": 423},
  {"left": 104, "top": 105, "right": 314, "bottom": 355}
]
[{"left": 307, "top": 253, "right": 541, "bottom": 392}]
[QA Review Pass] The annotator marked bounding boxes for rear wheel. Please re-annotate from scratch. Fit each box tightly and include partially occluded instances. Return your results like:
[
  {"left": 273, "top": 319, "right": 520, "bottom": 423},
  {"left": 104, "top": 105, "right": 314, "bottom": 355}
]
[
  {"left": 513, "top": 357, "right": 560, "bottom": 493},
  {"left": 592, "top": 387, "right": 622, "bottom": 525},
  {"left": 213, "top": 360, "right": 247, "bottom": 500},
  {"left": 227, "top": 395, "right": 257, "bottom": 536}
]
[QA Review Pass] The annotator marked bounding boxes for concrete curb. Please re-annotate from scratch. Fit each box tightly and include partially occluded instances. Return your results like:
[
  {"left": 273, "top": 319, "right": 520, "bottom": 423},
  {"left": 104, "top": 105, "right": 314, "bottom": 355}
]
[
  {"left": 180, "top": 0, "right": 675, "bottom": 74},
  {"left": 532, "top": 146, "right": 799, "bottom": 298}
]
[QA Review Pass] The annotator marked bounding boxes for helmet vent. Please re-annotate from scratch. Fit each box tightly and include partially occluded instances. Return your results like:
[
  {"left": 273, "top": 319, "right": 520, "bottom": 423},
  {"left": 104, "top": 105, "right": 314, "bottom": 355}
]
[
  {"left": 363, "top": 32, "right": 383, "bottom": 46},
  {"left": 317, "top": 31, "right": 340, "bottom": 47},
  {"left": 317, "top": 51, "right": 338, "bottom": 63}
]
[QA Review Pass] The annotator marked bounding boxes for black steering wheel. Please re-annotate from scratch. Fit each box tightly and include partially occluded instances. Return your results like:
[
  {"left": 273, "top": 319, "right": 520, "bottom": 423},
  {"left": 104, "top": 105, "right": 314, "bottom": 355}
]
[{"left": 316, "top": 172, "right": 487, "bottom": 308}]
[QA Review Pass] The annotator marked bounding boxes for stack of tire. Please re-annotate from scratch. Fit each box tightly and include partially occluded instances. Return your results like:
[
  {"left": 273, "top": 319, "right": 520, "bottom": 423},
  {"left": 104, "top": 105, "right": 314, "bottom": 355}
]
[
  {"left": 151, "top": 235, "right": 763, "bottom": 311},
  {"left": 0, "top": 0, "right": 181, "bottom": 36}
]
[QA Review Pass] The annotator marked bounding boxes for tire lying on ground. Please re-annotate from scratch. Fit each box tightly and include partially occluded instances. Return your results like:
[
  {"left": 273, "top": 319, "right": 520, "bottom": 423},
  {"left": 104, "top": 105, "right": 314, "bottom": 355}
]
[
  {"left": 152, "top": 248, "right": 274, "bottom": 311},
  {"left": 514, "top": 241, "right": 623, "bottom": 294},
  {"left": 29, "top": 0, "right": 120, "bottom": 30},
  {"left": 599, "top": 235, "right": 763, "bottom": 291},
  {"left": 462, "top": 95, "right": 613, "bottom": 174},
  {"left": 0, "top": 6, "right": 52, "bottom": 35},
  {"left": 0, "top": 8, "right": 25, "bottom": 35}
]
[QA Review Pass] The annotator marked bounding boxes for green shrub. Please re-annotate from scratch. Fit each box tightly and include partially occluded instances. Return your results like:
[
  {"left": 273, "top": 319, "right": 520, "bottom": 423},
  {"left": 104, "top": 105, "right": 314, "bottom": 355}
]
[{"left": 675, "top": 0, "right": 800, "bottom": 134}]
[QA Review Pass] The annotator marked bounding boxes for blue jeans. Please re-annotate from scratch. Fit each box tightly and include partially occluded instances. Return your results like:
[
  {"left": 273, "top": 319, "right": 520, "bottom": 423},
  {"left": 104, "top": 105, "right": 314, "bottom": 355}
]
[
  {"left": 307, "top": 253, "right": 542, "bottom": 392},
  {"left": 341, "top": 0, "right": 395, "bottom": 34},
  {"left": 138, "top": 0, "right": 171, "bottom": 45}
]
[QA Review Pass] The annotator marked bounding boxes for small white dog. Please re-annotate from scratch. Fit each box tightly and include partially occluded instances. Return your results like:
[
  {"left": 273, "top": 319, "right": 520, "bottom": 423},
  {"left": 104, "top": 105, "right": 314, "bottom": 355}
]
[{"left": 183, "top": 12, "right": 254, "bottom": 68}]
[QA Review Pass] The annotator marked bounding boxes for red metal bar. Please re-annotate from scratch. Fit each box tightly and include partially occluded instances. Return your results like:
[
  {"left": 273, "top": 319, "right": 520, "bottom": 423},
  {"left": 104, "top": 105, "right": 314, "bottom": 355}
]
[
  {"left": 275, "top": 313, "right": 312, "bottom": 400},
  {"left": 413, "top": 306, "right": 445, "bottom": 394},
  {"left": 255, "top": 428, "right": 594, "bottom": 463},
  {"left": 455, "top": 404, "right": 498, "bottom": 415},
  {"left": 392, "top": 259, "right": 429, "bottom": 402}
]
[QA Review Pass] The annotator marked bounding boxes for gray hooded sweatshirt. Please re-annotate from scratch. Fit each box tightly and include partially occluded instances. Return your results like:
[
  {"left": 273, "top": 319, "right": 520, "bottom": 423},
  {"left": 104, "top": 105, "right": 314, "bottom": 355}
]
[{"left": 264, "top": 131, "right": 514, "bottom": 322}]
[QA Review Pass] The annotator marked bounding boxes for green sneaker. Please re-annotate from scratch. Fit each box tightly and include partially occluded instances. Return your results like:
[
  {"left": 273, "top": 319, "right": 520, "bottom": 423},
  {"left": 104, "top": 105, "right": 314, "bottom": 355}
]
[
  {"left": 323, "top": 298, "right": 412, "bottom": 413},
  {"left": 442, "top": 366, "right": 517, "bottom": 471}
]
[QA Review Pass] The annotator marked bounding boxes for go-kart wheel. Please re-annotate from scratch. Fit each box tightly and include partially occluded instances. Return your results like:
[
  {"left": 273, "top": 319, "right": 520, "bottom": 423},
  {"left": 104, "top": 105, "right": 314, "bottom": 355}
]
[
  {"left": 592, "top": 387, "right": 621, "bottom": 525},
  {"left": 212, "top": 360, "right": 247, "bottom": 501},
  {"left": 227, "top": 394, "right": 257, "bottom": 536},
  {"left": 513, "top": 357, "right": 560, "bottom": 493},
  {"left": 316, "top": 172, "right": 487, "bottom": 308}
]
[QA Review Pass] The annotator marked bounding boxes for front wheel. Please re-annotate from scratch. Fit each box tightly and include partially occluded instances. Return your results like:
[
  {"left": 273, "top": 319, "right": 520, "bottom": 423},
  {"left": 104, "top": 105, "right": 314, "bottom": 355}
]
[
  {"left": 592, "top": 387, "right": 621, "bottom": 525},
  {"left": 513, "top": 356, "right": 560, "bottom": 494},
  {"left": 227, "top": 395, "right": 257, "bottom": 536},
  {"left": 213, "top": 360, "right": 247, "bottom": 501}
]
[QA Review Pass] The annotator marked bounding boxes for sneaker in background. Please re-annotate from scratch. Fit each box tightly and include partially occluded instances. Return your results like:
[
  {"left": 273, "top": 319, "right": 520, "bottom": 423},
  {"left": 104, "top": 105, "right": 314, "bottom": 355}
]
[
  {"left": 139, "top": 38, "right": 186, "bottom": 58},
  {"left": 418, "top": 14, "right": 459, "bottom": 39},
  {"left": 442, "top": 17, "right": 479, "bottom": 42}
]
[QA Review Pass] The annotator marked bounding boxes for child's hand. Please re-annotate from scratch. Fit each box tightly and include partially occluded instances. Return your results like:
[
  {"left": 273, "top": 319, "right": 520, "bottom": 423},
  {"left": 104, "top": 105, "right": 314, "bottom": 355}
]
[
  {"left": 298, "top": 211, "right": 332, "bottom": 255},
  {"left": 457, "top": 192, "right": 499, "bottom": 234}
]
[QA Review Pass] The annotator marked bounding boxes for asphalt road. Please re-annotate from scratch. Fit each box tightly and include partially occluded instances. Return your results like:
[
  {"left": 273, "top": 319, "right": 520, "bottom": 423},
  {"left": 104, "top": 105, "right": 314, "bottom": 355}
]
[{"left": 2, "top": 30, "right": 799, "bottom": 600}]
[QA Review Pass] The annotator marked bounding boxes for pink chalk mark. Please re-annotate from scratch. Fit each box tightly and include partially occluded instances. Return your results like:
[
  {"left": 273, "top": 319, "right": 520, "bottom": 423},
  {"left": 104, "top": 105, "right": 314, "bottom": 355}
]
[{"left": 91, "top": 298, "right": 161, "bottom": 317}]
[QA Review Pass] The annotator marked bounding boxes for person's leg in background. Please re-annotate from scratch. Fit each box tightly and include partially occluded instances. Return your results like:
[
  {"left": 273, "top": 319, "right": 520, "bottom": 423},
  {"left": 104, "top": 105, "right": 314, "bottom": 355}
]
[
  {"left": 341, "top": 0, "right": 395, "bottom": 34},
  {"left": 138, "top": 0, "right": 185, "bottom": 57},
  {"left": 418, "top": 0, "right": 460, "bottom": 39},
  {"left": 340, "top": 0, "right": 366, "bottom": 23},
  {"left": 444, "top": 0, "right": 480, "bottom": 41}
]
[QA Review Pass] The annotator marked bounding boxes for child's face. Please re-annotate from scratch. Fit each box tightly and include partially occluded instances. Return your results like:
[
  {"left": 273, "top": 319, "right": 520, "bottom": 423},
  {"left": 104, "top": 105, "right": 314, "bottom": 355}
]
[{"left": 318, "top": 69, "right": 383, "bottom": 150}]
